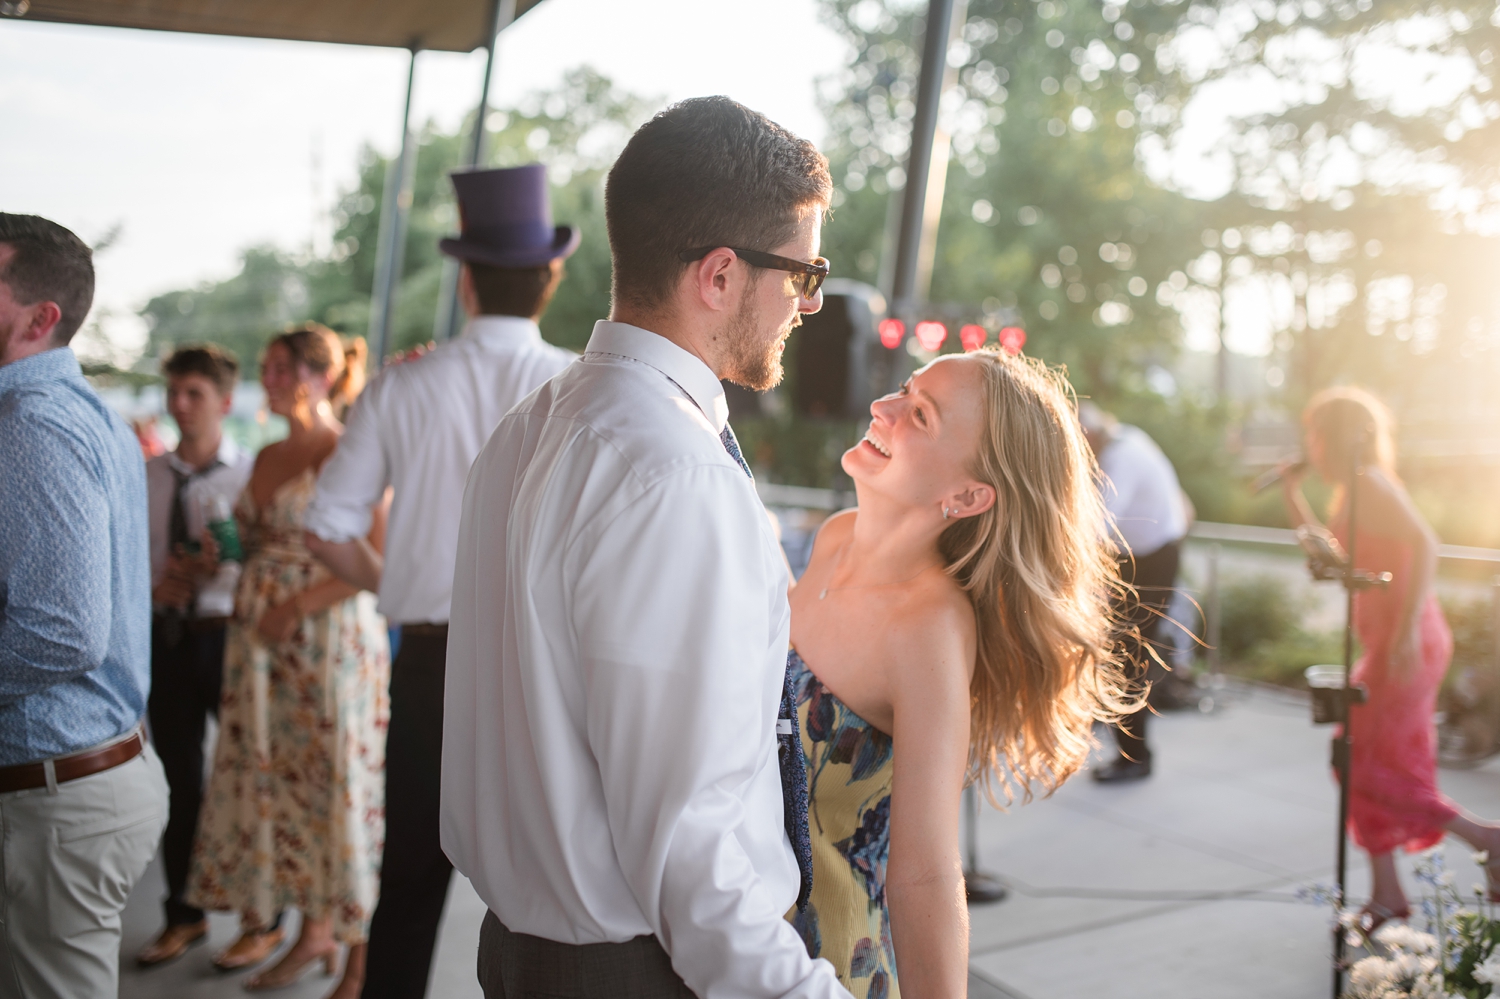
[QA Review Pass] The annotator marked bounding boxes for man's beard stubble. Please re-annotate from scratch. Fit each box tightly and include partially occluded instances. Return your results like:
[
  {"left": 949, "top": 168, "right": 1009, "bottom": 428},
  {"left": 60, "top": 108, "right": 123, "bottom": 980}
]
[{"left": 720, "top": 287, "right": 801, "bottom": 394}]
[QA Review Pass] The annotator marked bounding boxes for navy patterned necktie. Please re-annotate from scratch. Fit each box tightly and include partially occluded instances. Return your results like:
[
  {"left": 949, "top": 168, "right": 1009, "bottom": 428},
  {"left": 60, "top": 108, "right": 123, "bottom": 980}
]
[{"left": 719, "top": 422, "right": 814, "bottom": 911}]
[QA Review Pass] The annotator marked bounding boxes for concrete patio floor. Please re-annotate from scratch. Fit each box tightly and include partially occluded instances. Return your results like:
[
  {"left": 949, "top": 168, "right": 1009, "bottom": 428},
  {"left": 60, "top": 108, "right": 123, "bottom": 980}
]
[{"left": 119, "top": 681, "right": 1500, "bottom": 998}]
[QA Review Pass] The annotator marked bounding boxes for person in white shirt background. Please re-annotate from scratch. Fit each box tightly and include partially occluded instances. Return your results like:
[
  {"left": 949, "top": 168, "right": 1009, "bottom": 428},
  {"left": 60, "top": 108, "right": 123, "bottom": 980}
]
[
  {"left": 443, "top": 97, "right": 851, "bottom": 998},
  {"left": 1080, "top": 402, "right": 1192, "bottom": 783},
  {"left": 137, "top": 344, "right": 255, "bottom": 968},
  {"left": 305, "top": 163, "right": 578, "bottom": 999}
]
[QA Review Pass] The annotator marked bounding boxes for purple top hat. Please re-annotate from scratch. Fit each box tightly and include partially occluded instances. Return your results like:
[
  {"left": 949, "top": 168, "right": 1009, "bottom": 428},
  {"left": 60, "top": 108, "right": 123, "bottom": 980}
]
[{"left": 439, "top": 163, "right": 580, "bottom": 268}]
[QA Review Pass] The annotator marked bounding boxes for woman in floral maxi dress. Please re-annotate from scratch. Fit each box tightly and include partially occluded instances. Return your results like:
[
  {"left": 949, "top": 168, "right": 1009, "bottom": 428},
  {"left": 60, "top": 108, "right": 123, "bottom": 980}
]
[{"left": 189, "top": 326, "right": 389, "bottom": 997}]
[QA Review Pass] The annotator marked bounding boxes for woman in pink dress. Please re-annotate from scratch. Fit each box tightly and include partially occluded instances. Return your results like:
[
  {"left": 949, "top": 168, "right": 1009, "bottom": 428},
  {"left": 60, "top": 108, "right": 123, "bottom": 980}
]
[{"left": 1279, "top": 386, "right": 1500, "bottom": 929}]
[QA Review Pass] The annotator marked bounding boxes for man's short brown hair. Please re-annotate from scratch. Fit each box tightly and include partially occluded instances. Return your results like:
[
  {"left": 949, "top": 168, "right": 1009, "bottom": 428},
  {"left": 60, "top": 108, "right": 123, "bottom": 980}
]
[
  {"left": 0, "top": 214, "right": 95, "bottom": 345},
  {"left": 605, "top": 97, "right": 831, "bottom": 312},
  {"left": 162, "top": 344, "right": 239, "bottom": 395},
  {"left": 467, "top": 262, "right": 563, "bottom": 319}
]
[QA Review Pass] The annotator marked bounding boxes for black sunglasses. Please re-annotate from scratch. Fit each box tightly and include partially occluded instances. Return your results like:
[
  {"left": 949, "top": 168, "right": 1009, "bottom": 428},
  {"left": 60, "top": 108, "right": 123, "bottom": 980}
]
[{"left": 678, "top": 246, "right": 830, "bottom": 299}]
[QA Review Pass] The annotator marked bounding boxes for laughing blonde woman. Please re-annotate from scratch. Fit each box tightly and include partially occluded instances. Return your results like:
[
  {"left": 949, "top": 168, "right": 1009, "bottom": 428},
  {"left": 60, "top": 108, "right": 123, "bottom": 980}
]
[{"left": 787, "top": 349, "right": 1130, "bottom": 998}]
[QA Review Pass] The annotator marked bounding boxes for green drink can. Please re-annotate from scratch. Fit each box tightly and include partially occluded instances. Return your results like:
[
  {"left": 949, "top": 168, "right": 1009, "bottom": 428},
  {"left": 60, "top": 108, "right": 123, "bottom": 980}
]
[{"left": 206, "top": 495, "right": 245, "bottom": 563}]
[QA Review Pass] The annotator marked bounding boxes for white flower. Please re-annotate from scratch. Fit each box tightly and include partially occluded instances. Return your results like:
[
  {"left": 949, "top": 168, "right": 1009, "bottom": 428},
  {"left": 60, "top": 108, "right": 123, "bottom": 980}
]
[
  {"left": 1347, "top": 955, "right": 1397, "bottom": 992},
  {"left": 1473, "top": 952, "right": 1500, "bottom": 985},
  {"left": 1374, "top": 923, "right": 1437, "bottom": 955}
]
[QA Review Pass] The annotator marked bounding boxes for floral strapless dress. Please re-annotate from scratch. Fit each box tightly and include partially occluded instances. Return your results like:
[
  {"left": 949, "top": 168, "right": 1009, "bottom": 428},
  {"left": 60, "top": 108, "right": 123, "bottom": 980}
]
[{"left": 786, "top": 649, "right": 899, "bottom": 999}]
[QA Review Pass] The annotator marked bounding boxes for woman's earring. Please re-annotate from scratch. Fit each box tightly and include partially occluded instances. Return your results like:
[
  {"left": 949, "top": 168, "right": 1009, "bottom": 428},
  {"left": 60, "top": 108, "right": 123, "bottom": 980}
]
[{"left": 943, "top": 507, "right": 951, "bottom": 520}]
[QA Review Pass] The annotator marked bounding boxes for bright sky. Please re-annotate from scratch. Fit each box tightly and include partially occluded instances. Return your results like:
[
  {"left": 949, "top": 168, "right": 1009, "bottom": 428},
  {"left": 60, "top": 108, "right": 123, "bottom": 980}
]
[{"left": 1, "top": 0, "right": 850, "bottom": 357}]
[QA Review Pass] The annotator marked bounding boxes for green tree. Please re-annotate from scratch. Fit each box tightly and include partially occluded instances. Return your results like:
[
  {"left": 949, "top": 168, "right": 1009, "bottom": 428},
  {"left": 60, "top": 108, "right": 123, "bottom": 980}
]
[
  {"left": 140, "top": 246, "right": 309, "bottom": 369},
  {"left": 815, "top": 0, "right": 1206, "bottom": 394},
  {"left": 140, "top": 68, "right": 656, "bottom": 365},
  {"left": 1147, "top": 0, "right": 1500, "bottom": 542}
]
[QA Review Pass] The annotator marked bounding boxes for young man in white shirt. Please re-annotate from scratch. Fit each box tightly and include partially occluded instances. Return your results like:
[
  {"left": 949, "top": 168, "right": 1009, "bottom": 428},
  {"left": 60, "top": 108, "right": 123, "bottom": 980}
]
[
  {"left": 304, "top": 163, "right": 578, "bottom": 999},
  {"left": 136, "top": 345, "right": 255, "bottom": 966},
  {"left": 444, "top": 97, "right": 851, "bottom": 998},
  {"left": 1080, "top": 403, "right": 1190, "bottom": 783}
]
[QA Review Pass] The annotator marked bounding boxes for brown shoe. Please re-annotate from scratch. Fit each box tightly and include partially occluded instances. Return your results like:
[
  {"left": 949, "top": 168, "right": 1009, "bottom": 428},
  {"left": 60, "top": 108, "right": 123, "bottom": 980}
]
[
  {"left": 212, "top": 928, "right": 286, "bottom": 972},
  {"left": 136, "top": 921, "right": 208, "bottom": 967}
]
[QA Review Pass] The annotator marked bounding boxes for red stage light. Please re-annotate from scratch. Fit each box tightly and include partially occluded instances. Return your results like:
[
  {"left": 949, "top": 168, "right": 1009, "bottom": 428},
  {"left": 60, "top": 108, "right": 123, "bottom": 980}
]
[
  {"left": 959, "top": 324, "right": 987, "bottom": 351},
  {"left": 877, "top": 318, "right": 905, "bottom": 349},
  {"left": 999, "top": 326, "right": 1027, "bottom": 355},
  {"left": 914, "top": 321, "right": 947, "bottom": 351}
]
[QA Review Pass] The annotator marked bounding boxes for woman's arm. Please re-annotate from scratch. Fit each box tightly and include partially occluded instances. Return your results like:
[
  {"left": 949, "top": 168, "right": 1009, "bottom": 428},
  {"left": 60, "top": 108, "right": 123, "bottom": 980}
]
[
  {"left": 885, "top": 605, "right": 973, "bottom": 999},
  {"left": 1355, "top": 469, "right": 1439, "bottom": 680},
  {"left": 1278, "top": 460, "right": 1322, "bottom": 532}
]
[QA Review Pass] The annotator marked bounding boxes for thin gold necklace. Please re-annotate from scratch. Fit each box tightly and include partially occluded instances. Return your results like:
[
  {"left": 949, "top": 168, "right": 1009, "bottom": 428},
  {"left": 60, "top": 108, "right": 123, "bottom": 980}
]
[{"left": 817, "top": 545, "right": 943, "bottom": 600}]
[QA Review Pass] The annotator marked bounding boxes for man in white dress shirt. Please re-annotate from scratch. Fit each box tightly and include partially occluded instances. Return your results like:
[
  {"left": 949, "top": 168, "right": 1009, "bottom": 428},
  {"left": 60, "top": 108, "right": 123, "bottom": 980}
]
[
  {"left": 444, "top": 98, "right": 851, "bottom": 998},
  {"left": 1080, "top": 403, "right": 1190, "bottom": 783},
  {"left": 137, "top": 345, "right": 254, "bottom": 967},
  {"left": 305, "top": 164, "right": 578, "bottom": 999}
]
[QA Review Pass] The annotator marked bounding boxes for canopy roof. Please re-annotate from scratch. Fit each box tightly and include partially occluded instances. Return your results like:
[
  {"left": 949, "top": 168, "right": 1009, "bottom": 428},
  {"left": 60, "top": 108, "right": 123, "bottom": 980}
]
[{"left": 15, "top": 0, "right": 546, "bottom": 52}]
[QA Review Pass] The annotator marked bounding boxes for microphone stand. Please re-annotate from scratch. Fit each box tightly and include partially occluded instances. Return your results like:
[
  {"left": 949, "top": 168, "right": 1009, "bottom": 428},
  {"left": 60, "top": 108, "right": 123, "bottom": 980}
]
[
  {"left": 962, "top": 785, "right": 1008, "bottom": 903},
  {"left": 1296, "top": 432, "right": 1390, "bottom": 999}
]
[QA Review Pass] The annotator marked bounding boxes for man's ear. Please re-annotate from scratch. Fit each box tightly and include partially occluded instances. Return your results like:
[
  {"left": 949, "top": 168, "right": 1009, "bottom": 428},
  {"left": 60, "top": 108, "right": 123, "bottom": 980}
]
[
  {"left": 689, "top": 248, "right": 741, "bottom": 313},
  {"left": 26, "top": 301, "right": 63, "bottom": 345},
  {"left": 457, "top": 263, "right": 479, "bottom": 315},
  {"left": 948, "top": 483, "right": 995, "bottom": 520}
]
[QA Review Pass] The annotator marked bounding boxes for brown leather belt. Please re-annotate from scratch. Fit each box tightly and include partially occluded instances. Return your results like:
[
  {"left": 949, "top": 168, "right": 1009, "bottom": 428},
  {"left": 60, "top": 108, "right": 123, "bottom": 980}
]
[
  {"left": 0, "top": 730, "right": 146, "bottom": 795},
  {"left": 401, "top": 622, "right": 449, "bottom": 638}
]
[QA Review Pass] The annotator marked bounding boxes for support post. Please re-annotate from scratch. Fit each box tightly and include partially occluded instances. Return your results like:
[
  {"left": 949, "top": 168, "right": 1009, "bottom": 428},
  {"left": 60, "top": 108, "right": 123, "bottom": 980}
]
[
  {"left": 434, "top": 0, "right": 516, "bottom": 342},
  {"left": 888, "top": 0, "right": 967, "bottom": 327},
  {"left": 962, "top": 784, "right": 1007, "bottom": 904},
  {"left": 369, "top": 43, "right": 420, "bottom": 363},
  {"left": 1206, "top": 543, "right": 1221, "bottom": 676}
]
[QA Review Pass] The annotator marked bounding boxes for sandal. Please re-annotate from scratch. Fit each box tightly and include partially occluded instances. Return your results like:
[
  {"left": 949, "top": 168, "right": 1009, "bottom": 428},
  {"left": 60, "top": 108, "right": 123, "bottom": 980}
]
[
  {"left": 136, "top": 920, "right": 208, "bottom": 967},
  {"left": 242, "top": 943, "right": 338, "bottom": 992},
  {"left": 212, "top": 927, "right": 286, "bottom": 972},
  {"left": 1358, "top": 901, "right": 1411, "bottom": 937}
]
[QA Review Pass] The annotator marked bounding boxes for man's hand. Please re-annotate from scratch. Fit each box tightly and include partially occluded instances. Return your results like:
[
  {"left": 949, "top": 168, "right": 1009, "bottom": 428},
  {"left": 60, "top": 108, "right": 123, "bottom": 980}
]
[
  {"left": 152, "top": 554, "right": 196, "bottom": 609},
  {"left": 256, "top": 599, "right": 301, "bottom": 644},
  {"left": 304, "top": 533, "right": 383, "bottom": 593},
  {"left": 178, "top": 544, "right": 220, "bottom": 582}
]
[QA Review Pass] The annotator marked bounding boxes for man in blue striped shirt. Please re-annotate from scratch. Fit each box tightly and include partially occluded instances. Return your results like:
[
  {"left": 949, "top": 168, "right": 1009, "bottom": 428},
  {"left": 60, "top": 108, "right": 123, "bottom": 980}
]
[{"left": 0, "top": 214, "right": 168, "bottom": 998}]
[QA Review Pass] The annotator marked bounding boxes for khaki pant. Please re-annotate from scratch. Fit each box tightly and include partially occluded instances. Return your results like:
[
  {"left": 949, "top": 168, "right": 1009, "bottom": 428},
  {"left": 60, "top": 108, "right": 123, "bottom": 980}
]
[{"left": 0, "top": 744, "right": 168, "bottom": 999}]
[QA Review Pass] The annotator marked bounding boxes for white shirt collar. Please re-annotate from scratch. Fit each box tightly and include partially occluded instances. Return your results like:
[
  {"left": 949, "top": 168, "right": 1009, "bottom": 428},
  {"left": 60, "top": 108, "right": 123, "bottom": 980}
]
[
  {"left": 584, "top": 321, "right": 729, "bottom": 433},
  {"left": 464, "top": 315, "right": 546, "bottom": 351},
  {"left": 166, "top": 434, "right": 242, "bottom": 476}
]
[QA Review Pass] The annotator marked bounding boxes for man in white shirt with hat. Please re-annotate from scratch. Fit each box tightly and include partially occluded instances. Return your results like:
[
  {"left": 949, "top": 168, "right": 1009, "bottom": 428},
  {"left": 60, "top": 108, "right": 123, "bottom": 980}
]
[{"left": 304, "top": 163, "right": 578, "bottom": 999}]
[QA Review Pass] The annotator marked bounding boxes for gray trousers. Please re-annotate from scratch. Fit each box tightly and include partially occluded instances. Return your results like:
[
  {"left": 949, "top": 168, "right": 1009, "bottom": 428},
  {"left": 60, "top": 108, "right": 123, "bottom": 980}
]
[
  {"left": 0, "top": 745, "right": 169, "bottom": 999},
  {"left": 478, "top": 910, "right": 697, "bottom": 999}
]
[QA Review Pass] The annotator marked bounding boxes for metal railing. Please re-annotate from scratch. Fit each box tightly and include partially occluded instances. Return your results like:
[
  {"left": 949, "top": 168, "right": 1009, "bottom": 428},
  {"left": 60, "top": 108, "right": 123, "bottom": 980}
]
[{"left": 757, "top": 481, "right": 1500, "bottom": 677}]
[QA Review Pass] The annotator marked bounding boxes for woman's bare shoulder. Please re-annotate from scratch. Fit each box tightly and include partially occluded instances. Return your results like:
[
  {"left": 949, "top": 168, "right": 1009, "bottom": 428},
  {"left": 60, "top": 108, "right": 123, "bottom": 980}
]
[
  {"left": 887, "top": 577, "right": 977, "bottom": 684},
  {"left": 805, "top": 508, "right": 857, "bottom": 564}
]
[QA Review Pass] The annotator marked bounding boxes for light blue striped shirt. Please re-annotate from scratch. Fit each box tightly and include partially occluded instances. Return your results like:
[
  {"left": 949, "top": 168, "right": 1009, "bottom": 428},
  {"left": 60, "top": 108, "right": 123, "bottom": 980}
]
[{"left": 0, "top": 348, "right": 151, "bottom": 765}]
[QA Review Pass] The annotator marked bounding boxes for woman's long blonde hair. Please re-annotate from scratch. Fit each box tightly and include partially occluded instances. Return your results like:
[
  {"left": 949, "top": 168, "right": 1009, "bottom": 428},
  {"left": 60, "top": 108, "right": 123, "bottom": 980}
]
[{"left": 938, "top": 349, "right": 1133, "bottom": 802}]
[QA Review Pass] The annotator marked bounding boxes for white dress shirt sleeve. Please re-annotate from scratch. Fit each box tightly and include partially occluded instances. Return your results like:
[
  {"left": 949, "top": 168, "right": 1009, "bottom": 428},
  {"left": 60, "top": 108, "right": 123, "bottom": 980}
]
[
  {"left": 306, "top": 379, "right": 388, "bottom": 543},
  {"left": 571, "top": 466, "right": 848, "bottom": 999}
]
